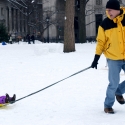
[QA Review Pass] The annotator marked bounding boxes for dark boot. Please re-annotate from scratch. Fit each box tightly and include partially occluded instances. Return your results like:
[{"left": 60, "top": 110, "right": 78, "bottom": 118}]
[
  {"left": 116, "top": 95, "right": 125, "bottom": 104},
  {"left": 5, "top": 93, "right": 10, "bottom": 103},
  {"left": 104, "top": 108, "right": 114, "bottom": 114},
  {"left": 10, "top": 94, "right": 16, "bottom": 103}
]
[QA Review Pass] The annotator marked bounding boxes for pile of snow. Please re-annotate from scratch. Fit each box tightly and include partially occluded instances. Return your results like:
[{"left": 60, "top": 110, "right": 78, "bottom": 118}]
[{"left": 34, "top": 43, "right": 63, "bottom": 56}]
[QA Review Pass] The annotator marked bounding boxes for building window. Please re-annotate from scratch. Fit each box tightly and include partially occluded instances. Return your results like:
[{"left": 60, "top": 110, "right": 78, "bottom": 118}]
[
  {"left": 75, "top": 0, "right": 80, "bottom": 9},
  {"left": 96, "top": 0, "right": 102, "bottom": 5},
  {"left": 1, "top": 8, "right": 4, "bottom": 16}
]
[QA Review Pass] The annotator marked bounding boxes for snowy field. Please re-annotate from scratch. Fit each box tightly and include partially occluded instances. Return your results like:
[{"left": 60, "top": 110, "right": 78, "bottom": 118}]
[{"left": 0, "top": 41, "right": 125, "bottom": 125}]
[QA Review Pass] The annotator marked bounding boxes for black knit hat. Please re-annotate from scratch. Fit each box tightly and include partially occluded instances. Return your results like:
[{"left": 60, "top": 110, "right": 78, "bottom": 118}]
[{"left": 106, "top": 0, "right": 120, "bottom": 10}]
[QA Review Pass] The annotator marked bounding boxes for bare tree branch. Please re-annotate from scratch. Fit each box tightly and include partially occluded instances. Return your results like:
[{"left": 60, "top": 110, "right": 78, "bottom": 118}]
[{"left": 86, "top": 21, "right": 95, "bottom": 26}]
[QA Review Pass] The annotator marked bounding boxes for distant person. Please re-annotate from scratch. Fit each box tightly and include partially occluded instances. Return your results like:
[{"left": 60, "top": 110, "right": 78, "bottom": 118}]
[
  {"left": 23, "top": 36, "right": 26, "bottom": 42},
  {"left": 9, "top": 35, "right": 12, "bottom": 44},
  {"left": 26, "top": 34, "right": 31, "bottom": 44},
  {"left": 31, "top": 34, "right": 35, "bottom": 44}
]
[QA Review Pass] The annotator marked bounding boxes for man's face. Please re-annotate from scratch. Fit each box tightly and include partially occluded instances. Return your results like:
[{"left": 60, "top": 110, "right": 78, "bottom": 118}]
[{"left": 106, "top": 9, "right": 120, "bottom": 19}]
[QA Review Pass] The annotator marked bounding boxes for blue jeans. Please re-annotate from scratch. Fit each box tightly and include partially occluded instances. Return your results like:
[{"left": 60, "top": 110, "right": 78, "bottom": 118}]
[{"left": 104, "top": 59, "right": 125, "bottom": 108}]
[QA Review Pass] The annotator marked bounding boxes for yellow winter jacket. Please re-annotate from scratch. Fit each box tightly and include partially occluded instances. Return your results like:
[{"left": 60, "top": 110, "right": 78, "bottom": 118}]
[{"left": 96, "top": 7, "right": 125, "bottom": 60}]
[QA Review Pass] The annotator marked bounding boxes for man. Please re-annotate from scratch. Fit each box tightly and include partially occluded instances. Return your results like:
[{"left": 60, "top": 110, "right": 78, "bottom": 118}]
[
  {"left": 31, "top": 33, "right": 35, "bottom": 44},
  {"left": 9, "top": 34, "right": 12, "bottom": 44},
  {"left": 26, "top": 34, "right": 31, "bottom": 44},
  {"left": 91, "top": 0, "right": 125, "bottom": 114}
]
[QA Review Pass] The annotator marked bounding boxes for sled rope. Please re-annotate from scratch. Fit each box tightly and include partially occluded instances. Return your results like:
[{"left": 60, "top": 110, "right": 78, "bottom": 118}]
[{"left": 11, "top": 66, "right": 91, "bottom": 104}]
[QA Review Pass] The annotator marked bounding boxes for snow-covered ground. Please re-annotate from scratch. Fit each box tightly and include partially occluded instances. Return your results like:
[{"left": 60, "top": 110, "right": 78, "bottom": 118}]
[{"left": 0, "top": 41, "right": 125, "bottom": 125}]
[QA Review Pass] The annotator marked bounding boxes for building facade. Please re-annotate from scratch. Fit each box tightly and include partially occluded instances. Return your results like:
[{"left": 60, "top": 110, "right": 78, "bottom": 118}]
[
  {"left": 86, "top": 0, "right": 107, "bottom": 38},
  {"left": 42, "top": 0, "right": 114, "bottom": 41},
  {"left": 0, "top": 0, "right": 27, "bottom": 39},
  {"left": 80, "top": 0, "right": 122, "bottom": 39},
  {"left": 0, "top": 0, "right": 123, "bottom": 42},
  {"left": 44, "top": 0, "right": 123, "bottom": 41},
  {"left": 0, "top": 0, "right": 43, "bottom": 40}
]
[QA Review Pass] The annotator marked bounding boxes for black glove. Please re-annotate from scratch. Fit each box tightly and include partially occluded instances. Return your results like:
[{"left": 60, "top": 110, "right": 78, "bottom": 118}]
[{"left": 91, "top": 54, "right": 100, "bottom": 69}]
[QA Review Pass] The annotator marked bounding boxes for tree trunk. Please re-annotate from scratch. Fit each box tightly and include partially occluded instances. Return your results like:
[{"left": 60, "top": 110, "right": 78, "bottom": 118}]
[
  {"left": 63, "top": 0, "right": 75, "bottom": 52},
  {"left": 79, "top": 0, "right": 86, "bottom": 43}
]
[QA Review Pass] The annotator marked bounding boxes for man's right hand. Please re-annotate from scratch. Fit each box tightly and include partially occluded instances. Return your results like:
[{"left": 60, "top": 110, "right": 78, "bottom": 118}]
[{"left": 91, "top": 54, "right": 100, "bottom": 69}]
